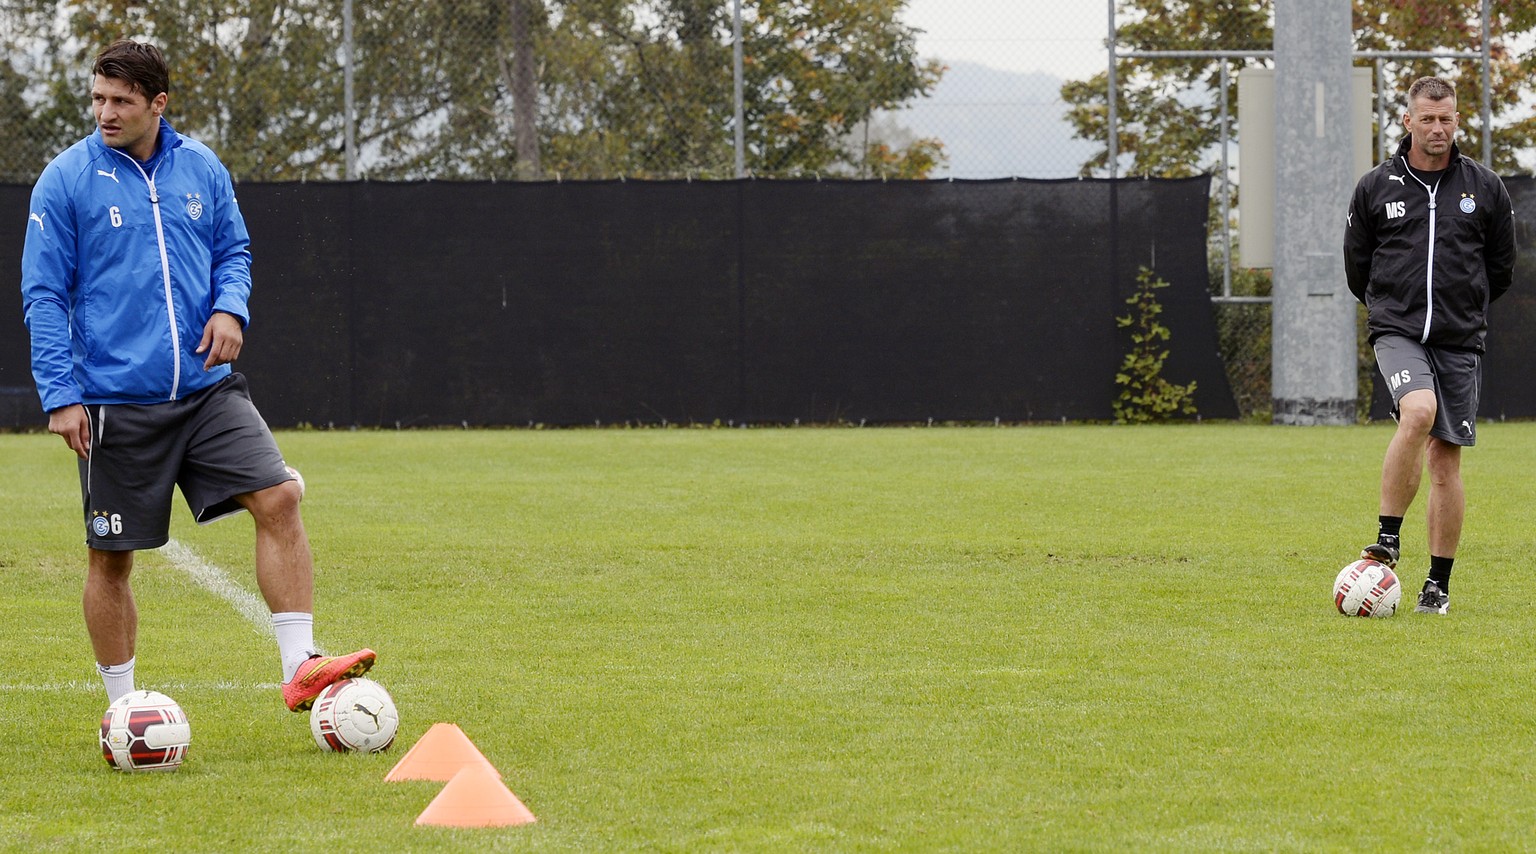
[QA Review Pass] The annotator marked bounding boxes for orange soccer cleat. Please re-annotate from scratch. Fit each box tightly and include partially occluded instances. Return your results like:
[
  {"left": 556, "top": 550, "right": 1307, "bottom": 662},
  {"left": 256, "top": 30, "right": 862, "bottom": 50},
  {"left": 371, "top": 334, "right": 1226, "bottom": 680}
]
[{"left": 282, "top": 649, "right": 377, "bottom": 712}]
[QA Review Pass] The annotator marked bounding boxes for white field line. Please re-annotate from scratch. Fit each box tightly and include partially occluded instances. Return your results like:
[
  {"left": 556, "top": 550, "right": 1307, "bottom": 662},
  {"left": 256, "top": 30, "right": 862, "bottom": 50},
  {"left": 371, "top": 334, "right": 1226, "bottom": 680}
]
[
  {"left": 159, "top": 538, "right": 274, "bottom": 638},
  {"left": 0, "top": 680, "right": 280, "bottom": 693},
  {"left": 0, "top": 543, "right": 285, "bottom": 697}
]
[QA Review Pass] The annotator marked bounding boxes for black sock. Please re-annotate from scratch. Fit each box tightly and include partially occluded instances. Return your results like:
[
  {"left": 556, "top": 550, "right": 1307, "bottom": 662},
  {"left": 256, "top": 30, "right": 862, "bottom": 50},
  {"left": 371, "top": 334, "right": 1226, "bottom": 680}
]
[
  {"left": 1378, "top": 516, "right": 1403, "bottom": 549},
  {"left": 1429, "top": 555, "right": 1454, "bottom": 592}
]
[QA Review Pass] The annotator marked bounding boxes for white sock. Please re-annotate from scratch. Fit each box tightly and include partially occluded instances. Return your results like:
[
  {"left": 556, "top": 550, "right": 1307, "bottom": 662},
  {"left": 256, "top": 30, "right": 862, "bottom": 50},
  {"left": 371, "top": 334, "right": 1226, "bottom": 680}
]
[
  {"left": 272, "top": 612, "right": 318, "bottom": 683},
  {"left": 98, "top": 658, "right": 136, "bottom": 704}
]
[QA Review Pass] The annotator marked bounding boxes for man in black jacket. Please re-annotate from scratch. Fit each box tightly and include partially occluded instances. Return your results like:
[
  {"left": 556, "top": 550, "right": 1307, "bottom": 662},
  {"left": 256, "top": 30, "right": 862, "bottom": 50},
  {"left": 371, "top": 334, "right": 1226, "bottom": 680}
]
[{"left": 1343, "top": 76, "right": 1516, "bottom": 615}]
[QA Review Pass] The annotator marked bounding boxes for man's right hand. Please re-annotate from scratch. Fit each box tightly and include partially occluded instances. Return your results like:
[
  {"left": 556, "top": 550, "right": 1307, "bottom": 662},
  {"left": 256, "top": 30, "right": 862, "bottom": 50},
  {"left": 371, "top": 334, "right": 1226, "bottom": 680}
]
[{"left": 48, "top": 404, "right": 90, "bottom": 460}]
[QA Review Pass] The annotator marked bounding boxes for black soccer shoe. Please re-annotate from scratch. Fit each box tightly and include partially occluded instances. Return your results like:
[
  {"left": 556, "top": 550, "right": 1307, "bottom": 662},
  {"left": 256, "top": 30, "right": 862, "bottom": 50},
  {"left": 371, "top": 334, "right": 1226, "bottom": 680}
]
[
  {"left": 1415, "top": 579, "right": 1449, "bottom": 615},
  {"left": 1360, "top": 542, "right": 1399, "bottom": 569}
]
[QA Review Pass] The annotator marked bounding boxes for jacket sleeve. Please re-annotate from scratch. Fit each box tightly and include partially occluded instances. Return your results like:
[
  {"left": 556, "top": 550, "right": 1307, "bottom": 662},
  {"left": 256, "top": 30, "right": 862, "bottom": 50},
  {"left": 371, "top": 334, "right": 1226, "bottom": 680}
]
[
  {"left": 207, "top": 157, "right": 253, "bottom": 327},
  {"left": 1343, "top": 174, "right": 1376, "bottom": 304},
  {"left": 1485, "top": 173, "right": 1516, "bottom": 303},
  {"left": 20, "top": 163, "right": 82, "bottom": 413}
]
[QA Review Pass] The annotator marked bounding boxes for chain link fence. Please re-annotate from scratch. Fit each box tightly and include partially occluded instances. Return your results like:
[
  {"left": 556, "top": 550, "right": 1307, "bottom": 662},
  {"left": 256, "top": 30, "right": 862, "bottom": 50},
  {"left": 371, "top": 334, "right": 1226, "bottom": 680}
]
[
  {"left": 3, "top": 2, "right": 1529, "bottom": 421},
  {"left": 0, "top": 0, "right": 959, "bottom": 183},
  {"left": 0, "top": 1, "right": 1113, "bottom": 186}
]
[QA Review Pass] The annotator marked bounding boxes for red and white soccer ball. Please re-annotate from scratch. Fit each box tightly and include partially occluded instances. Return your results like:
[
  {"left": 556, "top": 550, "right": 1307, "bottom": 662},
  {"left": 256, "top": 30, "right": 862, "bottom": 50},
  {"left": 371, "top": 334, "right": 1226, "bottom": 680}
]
[
  {"left": 1333, "top": 558, "right": 1402, "bottom": 617},
  {"left": 310, "top": 678, "right": 399, "bottom": 753},
  {"left": 100, "top": 690, "right": 191, "bottom": 772}
]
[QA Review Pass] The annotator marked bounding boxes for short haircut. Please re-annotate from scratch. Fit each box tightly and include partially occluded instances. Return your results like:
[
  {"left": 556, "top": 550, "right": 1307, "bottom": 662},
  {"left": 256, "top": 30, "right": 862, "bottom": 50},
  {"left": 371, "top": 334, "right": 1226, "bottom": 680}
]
[
  {"left": 1407, "top": 76, "right": 1456, "bottom": 109},
  {"left": 93, "top": 40, "right": 169, "bottom": 101}
]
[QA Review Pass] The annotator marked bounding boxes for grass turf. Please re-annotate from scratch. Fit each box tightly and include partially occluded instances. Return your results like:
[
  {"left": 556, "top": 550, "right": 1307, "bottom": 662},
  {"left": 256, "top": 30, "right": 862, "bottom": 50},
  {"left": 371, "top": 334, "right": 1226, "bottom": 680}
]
[{"left": 2, "top": 423, "right": 1534, "bottom": 850}]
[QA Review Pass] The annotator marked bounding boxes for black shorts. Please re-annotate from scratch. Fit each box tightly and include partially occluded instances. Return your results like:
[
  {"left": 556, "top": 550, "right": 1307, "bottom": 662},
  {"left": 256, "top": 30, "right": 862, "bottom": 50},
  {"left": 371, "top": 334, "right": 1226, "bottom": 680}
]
[
  {"left": 79, "top": 373, "right": 292, "bottom": 550},
  {"left": 1373, "top": 334, "right": 1481, "bottom": 446}
]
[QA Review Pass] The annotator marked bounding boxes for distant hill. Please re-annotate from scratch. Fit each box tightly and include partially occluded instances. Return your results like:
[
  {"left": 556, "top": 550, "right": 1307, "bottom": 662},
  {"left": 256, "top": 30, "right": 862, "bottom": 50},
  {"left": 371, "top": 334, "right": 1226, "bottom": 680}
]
[{"left": 876, "top": 60, "right": 1100, "bottom": 180}]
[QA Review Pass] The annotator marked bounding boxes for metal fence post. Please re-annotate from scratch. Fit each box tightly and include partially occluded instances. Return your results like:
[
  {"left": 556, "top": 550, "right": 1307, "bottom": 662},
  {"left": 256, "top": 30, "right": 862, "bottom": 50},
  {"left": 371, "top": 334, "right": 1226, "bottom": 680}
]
[
  {"left": 1218, "top": 59, "right": 1231, "bottom": 298},
  {"left": 733, "top": 0, "right": 745, "bottom": 178},
  {"left": 1106, "top": 0, "right": 1117, "bottom": 178},
  {"left": 1375, "top": 57, "right": 1386, "bottom": 161},
  {"left": 1481, "top": 0, "right": 1492, "bottom": 164},
  {"left": 344, "top": 0, "right": 356, "bottom": 181}
]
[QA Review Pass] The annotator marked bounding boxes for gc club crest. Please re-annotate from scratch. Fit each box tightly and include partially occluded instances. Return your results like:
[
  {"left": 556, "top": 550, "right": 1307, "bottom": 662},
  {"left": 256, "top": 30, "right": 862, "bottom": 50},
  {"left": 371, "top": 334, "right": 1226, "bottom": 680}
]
[
  {"left": 92, "top": 513, "right": 112, "bottom": 537},
  {"left": 186, "top": 193, "right": 204, "bottom": 220},
  {"left": 1460, "top": 194, "right": 1476, "bottom": 214}
]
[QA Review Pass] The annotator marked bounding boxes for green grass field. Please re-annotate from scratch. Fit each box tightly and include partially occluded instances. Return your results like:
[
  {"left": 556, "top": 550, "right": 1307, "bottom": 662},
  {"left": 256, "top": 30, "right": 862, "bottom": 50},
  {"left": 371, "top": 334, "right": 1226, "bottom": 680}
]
[{"left": 3, "top": 423, "right": 1535, "bottom": 851}]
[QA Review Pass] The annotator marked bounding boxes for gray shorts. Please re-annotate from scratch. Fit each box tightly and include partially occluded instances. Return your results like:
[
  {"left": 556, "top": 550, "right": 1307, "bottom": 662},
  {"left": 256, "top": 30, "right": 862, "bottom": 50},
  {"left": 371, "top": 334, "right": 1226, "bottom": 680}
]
[
  {"left": 78, "top": 373, "right": 293, "bottom": 550},
  {"left": 1373, "top": 334, "right": 1481, "bottom": 446}
]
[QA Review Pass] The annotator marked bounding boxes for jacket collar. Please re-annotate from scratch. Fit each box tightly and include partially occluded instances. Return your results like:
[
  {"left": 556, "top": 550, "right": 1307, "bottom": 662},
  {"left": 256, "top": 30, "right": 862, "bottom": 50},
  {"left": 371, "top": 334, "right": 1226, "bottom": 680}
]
[
  {"left": 89, "top": 117, "right": 184, "bottom": 168},
  {"left": 1393, "top": 134, "right": 1461, "bottom": 168}
]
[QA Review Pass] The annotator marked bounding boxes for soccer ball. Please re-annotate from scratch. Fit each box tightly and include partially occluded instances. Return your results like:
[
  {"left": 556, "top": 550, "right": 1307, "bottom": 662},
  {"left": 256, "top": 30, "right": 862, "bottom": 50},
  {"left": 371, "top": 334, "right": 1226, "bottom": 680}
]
[
  {"left": 1333, "top": 558, "right": 1402, "bottom": 617},
  {"left": 100, "top": 690, "right": 191, "bottom": 772},
  {"left": 310, "top": 678, "right": 399, "bottom": 753}
]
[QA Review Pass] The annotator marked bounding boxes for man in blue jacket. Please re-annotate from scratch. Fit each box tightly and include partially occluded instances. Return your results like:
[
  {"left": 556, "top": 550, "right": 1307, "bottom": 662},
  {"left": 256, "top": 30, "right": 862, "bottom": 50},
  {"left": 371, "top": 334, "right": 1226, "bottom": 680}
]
[{"left": 21, "top": 40, "right": 375, "bottom": 717}]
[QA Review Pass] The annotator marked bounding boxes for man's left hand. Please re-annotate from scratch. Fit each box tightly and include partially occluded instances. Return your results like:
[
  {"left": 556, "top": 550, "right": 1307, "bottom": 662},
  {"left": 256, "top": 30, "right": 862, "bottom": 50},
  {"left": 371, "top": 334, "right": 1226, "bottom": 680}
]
[{"left": 197, "top": 311, "right": 244, "bottom": 370}]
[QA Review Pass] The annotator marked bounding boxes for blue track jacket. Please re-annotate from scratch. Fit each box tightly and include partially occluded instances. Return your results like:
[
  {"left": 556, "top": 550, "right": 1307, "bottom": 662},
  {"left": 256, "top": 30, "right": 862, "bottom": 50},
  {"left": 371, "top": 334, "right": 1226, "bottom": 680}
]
[{"left": 21, "top": 119, "right": 252, "bottom": 413}]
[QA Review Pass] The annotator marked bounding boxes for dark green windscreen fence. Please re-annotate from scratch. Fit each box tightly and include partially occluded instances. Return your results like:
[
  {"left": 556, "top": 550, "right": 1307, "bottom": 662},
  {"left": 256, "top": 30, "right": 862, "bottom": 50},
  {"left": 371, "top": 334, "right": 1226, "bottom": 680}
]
[{"left": 4, "top": 177, "right": 1240, "bottom": 427}]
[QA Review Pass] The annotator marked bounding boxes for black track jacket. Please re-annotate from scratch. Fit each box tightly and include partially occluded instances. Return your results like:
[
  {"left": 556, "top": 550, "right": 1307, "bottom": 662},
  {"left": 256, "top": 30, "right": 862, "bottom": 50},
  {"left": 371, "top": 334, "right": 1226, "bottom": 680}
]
[{"left": 1344, "top": 137, "right": 1516, "bottom": 352}]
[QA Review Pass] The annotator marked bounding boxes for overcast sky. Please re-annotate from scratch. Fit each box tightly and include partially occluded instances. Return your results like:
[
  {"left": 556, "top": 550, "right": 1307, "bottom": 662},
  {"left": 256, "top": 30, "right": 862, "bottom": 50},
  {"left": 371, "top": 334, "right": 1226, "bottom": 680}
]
[{"left": 902, "top": 0, "right": 1111, "bottom": 81}]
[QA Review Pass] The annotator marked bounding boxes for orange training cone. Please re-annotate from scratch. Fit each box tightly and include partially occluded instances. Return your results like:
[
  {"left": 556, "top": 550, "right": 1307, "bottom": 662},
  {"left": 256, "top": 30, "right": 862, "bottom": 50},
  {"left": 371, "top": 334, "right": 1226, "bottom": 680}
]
[
  {"left": 385, "top": 723, "right": 499, "bottom": 782},
  {"left": 415, "top": 763, "right": 537, "bottom": 828}
]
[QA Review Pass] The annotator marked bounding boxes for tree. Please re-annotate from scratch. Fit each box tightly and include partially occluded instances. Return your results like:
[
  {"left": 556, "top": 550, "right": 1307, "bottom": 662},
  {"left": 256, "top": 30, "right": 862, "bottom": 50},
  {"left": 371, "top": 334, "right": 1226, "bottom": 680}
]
[
  {"left": 1063, "top": 0, "right": 1536, "bottom": 178},
  {"left": 537, "top": 0, "right": 744, "bottom": 179},
  {"left": 0, "top": 0, "right": 944, "bottom": 182},
  {"left": 0, "top": 1, "right": 147, "bottom": 182},
  {"left": 536, "top": 0, "right": 945, "bottom": 179},
  {"left": 1353, "top": 0, "right": 1536, "bottom": 172},
  {"left": 5, "top": 0, "right": 351, "bottom": 181},
  {"left": 739, "top": 0, "right": 943, "bottom": 177}
]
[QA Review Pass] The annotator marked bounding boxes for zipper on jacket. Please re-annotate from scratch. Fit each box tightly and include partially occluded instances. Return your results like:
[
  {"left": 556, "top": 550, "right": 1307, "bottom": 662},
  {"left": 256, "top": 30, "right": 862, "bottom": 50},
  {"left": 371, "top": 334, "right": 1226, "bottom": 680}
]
[
  {"left": 1421, "top": 189, "right": 1438, "bottom": 343},
  {"left": 113, "top": 149, "right": 181, "bottom": 400},
  {"left": 1401, "top": 159, "right": 1440, "bottom": 344}
]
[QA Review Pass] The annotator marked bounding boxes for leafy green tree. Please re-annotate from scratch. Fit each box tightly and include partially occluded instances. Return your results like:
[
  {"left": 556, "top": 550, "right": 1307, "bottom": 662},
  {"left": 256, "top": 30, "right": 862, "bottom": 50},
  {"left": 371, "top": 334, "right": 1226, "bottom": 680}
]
[
  {"left": 0, "top": 1, "right": 119, "bottom": 182},
  {"left": 1064, "top": 0, "right": 1270, "bottom": 179},
  {"left": 2, "top": 0, "right": 349, "bottom": 181},
  {"left": 0, "top": 0, "right": 943, "bottom": 182},
  {"left": 1353, "top": 0, "right": 1536, "bottom": 172},
  {"left": 740, "top": 0, "right": 943, "bottom": 177},
  {"left": 1064, "top": 0, "right": 1536, "bottom": 177},
  {"left": 345, "top": 0, "right": 535, "bottom": 180},
  {"left": 537, "top": 0, "right": 742, "bottom": 179},
  {"left": 538, "top": 0, "right": 945, "bottom": 179}
]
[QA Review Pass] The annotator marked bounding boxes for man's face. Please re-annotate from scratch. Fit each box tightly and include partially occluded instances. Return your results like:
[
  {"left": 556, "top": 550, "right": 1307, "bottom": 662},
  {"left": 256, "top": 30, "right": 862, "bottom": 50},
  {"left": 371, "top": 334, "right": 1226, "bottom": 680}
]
[
  {"left": 1403, "top": 95, "right": 1458, "bottom": 160},
  {"left": 92, "top": 75, "right": 166, "bottom": 161}
]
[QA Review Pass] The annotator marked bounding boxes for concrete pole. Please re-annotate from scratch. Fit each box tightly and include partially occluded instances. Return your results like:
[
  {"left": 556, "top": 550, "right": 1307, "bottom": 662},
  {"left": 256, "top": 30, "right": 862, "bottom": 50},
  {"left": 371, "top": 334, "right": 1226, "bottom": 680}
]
[{"left": 1271, "top": 0, "right": 1357, "bottom": 425}]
